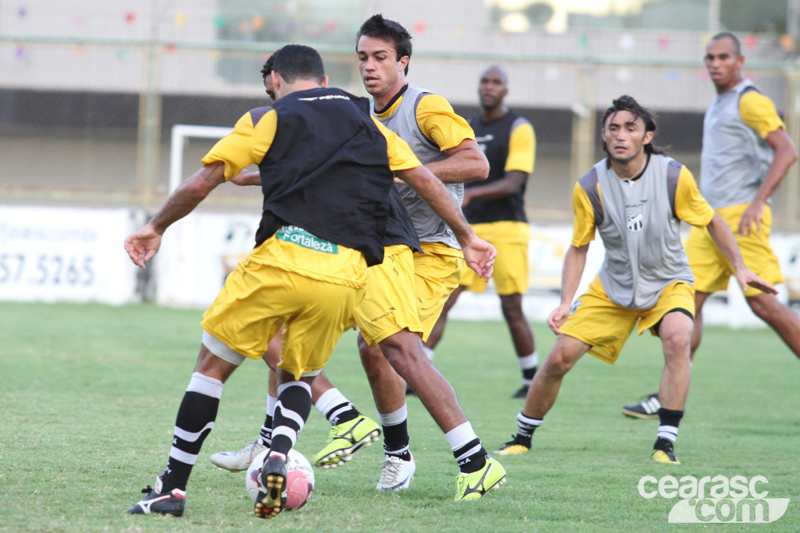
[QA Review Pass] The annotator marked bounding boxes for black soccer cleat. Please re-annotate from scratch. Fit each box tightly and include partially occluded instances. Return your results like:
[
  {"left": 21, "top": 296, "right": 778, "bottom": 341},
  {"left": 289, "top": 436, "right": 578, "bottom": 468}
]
[
  {"left": 254, "top": 454, "right": 287, "bottom": 519},
  {"left": 511, "top": 384, "right": 530, "bottom": 399},
  {"left": 621, "top": 393, "right": 660, "bottom": 419},
  {"left": 126, "top": 475, "right": 186, "bottom": 516}
]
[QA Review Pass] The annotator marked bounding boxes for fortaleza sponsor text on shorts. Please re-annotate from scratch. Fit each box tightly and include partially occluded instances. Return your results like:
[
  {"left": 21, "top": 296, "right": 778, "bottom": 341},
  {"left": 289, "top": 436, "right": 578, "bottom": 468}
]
[{"left": 638, "top": 474, "right": 789, "bottom": 524}]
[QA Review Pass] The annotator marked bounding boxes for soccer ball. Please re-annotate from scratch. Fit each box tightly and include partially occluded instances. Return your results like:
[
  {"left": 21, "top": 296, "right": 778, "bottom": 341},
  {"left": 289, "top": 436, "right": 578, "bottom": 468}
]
[{"left": 245, "top": 448, "right": 315, "bottom": 510}]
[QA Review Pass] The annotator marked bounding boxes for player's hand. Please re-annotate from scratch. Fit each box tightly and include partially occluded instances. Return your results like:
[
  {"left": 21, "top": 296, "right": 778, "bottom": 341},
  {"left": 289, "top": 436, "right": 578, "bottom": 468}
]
[
  {"left": 547, "top": 303, "right": 572, "bottom": 334},
  {"left": 736, "top": 268, "right": 778, "bottom": 296},
  {"left": 230, "top": 170, "right": 262, "bottom": 186},
  {"left": 124, "top": 224, "right": 162, "bottom": 269},
  {"left": 738, "top": 201, "right": 764, "bottom": 236},
  {"left": 462, "top": 236, "right": 496, "bottom": 282}
]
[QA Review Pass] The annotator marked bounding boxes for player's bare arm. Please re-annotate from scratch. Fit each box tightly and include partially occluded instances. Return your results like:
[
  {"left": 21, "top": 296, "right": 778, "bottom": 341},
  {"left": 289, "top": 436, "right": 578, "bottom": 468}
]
[
  {"left": 396, "top": 164, "right": 496, "bottom": 280},
  {"left": 705, "top": 213, "right": 778, "bottom": 295},
  {"left": 124, "top": 162, "right": 226, "bottom": 269},
  {"left": 739, "top": 128, "right": 797, "bottom": 236},
  {"left": 424, "top": 139, "right": 489, "bottom": 183},
  {"left": 548, "top": 244, "right": 589, "bottom": 334},
  {"left": 461, "top": 170, "right": 527, "bottom": 207},
  {"left": 230, "top": 169, "right": 262, "bottom": 186}
]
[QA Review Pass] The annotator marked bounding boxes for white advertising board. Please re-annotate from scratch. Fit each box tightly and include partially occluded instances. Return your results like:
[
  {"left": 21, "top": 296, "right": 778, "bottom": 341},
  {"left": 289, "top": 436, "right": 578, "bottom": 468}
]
[{"left": 0, "top": 206, "right": 138, "bottom": 304}]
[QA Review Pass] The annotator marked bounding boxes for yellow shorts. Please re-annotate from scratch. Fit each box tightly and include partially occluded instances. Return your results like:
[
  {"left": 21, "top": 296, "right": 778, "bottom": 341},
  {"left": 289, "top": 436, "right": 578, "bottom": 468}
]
[
  {"left": 201, "top": 259, "right": 364, "bottom": 379},
  {"left": 686, "top": 203, "right": 784, "bottom": 297},
  {"left": 459, "top": 221, "right": 530, "bottom": 295},
  {"left": 559, "top": 276, "right": 695, "bottom": 364},
  {"left": 414, "top": 242, "right": 463, "bottom": 341},
  {"left": 354, "top": 245, "right": 424, "bottom": 346}
]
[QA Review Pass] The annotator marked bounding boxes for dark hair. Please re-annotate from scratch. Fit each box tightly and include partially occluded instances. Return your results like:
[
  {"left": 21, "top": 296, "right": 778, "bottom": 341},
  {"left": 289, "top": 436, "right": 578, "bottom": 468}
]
[
  {"left": 271, "top": 44, "right": 325, "bottom": 84},
  {"left": 601, "top": 95, "right": 665, "bottom": 156},
  {"left": 710, "top": 31, "right": 741, "bottom": 56},
  {"left": 356, "top": 14, "right": 412, "bottom": 75},
  {"left": 260, "top": 53, "right": 276, "bottom": 80}
]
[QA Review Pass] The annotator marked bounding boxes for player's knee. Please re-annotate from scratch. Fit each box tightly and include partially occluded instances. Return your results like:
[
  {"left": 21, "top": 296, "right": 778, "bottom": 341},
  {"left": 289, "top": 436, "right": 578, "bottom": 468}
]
[
  {"left": 541, "top": 350, "right": 574, "bottom": 377},
  {"left": 747, "top": 294, "right": 780, "bottom": 322},
  {"left": 500, "top": 296, "right": 525, "bottom": 323}
]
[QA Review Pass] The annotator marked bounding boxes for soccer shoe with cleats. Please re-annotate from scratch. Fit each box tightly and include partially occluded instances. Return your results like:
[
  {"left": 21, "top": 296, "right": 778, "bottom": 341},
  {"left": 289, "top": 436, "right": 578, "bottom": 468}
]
[
  {"left": 314, "top": 414, "right": 381, "bottom": 468},
  {"left": 651, "top": 440, "right": 680, "bottom": 465},
  {"left": 495, "top": 435, "right": 531, "bottom": 456},
  {"left": 511, "top": 384, "right": 530, "bottom": 399},
  {"left": 454, "top": 457, "right": 506, "bottom": 501},
  {"left": 210, "top": 437, "right": 268, "bottom": 472},
  {"left": 621, "top": 393, "right": 660, "bottom": 419},
  {"left": 376, "top": 453, "right": 415, "bottom": 491},
  {"left": 254, "top": 455, "right": 287, "bottom": 519},
  {"left": 126, "top": 475, "right": 186, "bottom": 516}
]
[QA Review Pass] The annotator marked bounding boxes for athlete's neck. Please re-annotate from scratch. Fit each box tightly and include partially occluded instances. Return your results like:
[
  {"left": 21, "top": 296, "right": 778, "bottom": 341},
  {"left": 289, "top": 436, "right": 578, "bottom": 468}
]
[
  {"left": 610, "top": 151, "right": 649, "bottom": 181},
  {"left": 373, "top": 80, "right": 408, "bottom": 113},
  {"left": 714, "top": 73, "right": 744, "bottom": 95},
  {"left": 482, "top": 105, "right": 508, "bottom": 122}
]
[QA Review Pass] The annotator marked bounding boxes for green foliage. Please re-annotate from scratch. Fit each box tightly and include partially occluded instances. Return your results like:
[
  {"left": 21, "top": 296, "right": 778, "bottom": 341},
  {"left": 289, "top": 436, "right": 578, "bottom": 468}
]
[{"left": 1, "top": 302, "right": 798, "bottom": 532}]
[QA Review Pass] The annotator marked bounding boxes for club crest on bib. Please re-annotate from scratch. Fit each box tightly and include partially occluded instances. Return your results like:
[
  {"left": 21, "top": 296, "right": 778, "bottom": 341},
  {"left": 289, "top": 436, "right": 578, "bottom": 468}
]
[{"left": 627, "top": 213, "right": 644, "bottom": 232}]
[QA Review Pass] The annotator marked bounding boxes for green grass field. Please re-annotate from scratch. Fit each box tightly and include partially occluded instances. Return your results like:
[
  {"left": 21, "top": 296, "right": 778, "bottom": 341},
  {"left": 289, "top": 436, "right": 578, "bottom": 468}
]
[{"left": 1, "top": 301, "right": 798, "bottom": 532}]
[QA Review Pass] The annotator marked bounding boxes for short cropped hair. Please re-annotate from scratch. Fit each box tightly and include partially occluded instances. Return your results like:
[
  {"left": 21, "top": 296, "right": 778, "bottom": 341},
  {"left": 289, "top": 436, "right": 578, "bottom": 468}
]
[
  {"left": 601, "top": 95, "right": 665, "bottom": 156},
  {"left": 260, "top": 53, "right": 276, "bottom": 80},
  {"left": 710, "top": 31, "right": 742, "bottom": 56},
  {"left": 271, "top": 44, "right": 325, "bottom": 84},
  {"left": 356, "top": 14, "right": 412, "bottom": 74}
]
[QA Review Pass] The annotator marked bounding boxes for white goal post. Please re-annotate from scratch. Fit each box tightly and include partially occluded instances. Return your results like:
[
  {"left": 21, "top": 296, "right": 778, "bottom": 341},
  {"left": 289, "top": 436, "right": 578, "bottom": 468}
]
[{"left": 169, "top": 124, "right": 233, "bottom": 193}]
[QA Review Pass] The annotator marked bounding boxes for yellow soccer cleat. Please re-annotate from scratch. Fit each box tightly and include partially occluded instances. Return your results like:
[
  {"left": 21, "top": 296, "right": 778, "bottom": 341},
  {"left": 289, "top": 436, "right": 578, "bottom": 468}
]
[
  {"left": 314, "top": 415, "right": 381, "bottom": 468},
  {"left": 495, "top": 435, "right": 531, "bottom": 456},
  {"left": 454, "top": 457, "right": 507, "bottom": 501},
  {"left": 651, "top": 440, "right": 680, "bottom": 465}
]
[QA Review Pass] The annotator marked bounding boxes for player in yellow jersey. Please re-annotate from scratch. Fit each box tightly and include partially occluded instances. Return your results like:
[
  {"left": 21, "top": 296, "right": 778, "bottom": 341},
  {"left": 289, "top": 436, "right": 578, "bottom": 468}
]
[
  {"left": 124, "top": 45, "right": 497, "bottom": 519},
  {"left": 621, "top": 32, "right": 800, "bottom": 419},
  {"left": 353, "top": 15, "right": 507, "bottom": 500},
  {"left": 497, "top": 96, "right": 775, "bottom": 464}
]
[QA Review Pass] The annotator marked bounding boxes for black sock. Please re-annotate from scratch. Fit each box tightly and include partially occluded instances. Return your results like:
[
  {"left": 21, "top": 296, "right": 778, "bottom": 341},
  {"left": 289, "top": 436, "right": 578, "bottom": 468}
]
[
  {"left": 513, "top": 412, "right": 542, "bottom": 448},
  {"left": 655, "top": 407, "right": 683, "bottom": 447},
  {"left": 161, "top": 373, "right": 222, "bottom": 493},
  {"left": 383, "top": 419, "right": 411, "bottom": 461},
  {"left": 453, "top": 438, "right": 487, "bottom": 474},
  {"left": 326, "top": 401, "right": 360, "bottom": 426},
  {"left": 270, "top": 382, "right": 312, "bottom": 458},
  {"left": 259, "top": 414, "right": 273, "bottom": 446}
]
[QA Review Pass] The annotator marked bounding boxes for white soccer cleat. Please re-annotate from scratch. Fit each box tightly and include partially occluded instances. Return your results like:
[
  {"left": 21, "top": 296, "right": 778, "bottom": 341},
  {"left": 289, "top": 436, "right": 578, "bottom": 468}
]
[
  {"left": 376, "top": 453, "right": 415, "bottom": 491},
  {"left": 210, "top": 438, "right": 268, "bottom": 472}
]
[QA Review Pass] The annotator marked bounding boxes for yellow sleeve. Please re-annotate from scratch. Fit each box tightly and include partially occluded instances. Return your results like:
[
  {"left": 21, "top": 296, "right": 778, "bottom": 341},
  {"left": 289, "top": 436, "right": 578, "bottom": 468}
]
[
  {"left": 201, "top": 109, "right": 277, "bottom": 181},
  {"left": 739, "top": 91, "right": 786, "bottom": 139},
  {"left": 415, "top": 94, "right": 476, "bottom": 151},
  {"left": 674, "top": 166, "right": 715, "bottom": 227},
  {"left": 371, "top": 117, "right": 422, "bottom": 171},
  {"left": 505, "top": 121, "right": 535, "bottom": 174},
  {"left": 571, "top": 182, "right": 596, "bottom": 247}
]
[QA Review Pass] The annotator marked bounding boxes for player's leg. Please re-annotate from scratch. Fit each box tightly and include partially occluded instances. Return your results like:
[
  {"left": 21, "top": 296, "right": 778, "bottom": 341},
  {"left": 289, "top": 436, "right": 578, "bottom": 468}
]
[
  {"left": 376, "top": 329, "right": 506, "bottom": 500},
  {"left": 620, "top": 289, "right": 709, "bottom": 420},
  {"left": 499, "top": 293, "right": 537, "bottom": 399},
  {"left": 255, "top": 275, "right": 364, "bottom": 519},
  {"left": 209, "top": 332, "right": 282, "bottom": 471},
  {"left": 497, "top": 334, "right": 589, "bottom": 454},
  {"left": 746, "top": 292, "right": 800, "bottom": 358},
  {"left": 651, "top": 309, "right": 694, "bottom": 465},
  {"left": 621, "top": 219, "right": 724, "bottom": 417},
  {"left": 127, "top": 343, "right": 242, "bottom": 516}
]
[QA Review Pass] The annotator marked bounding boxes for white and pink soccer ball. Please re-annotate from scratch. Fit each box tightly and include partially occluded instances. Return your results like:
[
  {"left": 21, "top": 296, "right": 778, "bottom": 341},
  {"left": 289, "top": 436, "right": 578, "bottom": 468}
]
[{"left": 245, "top": 449, "right": 315, "bottom": 510}]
